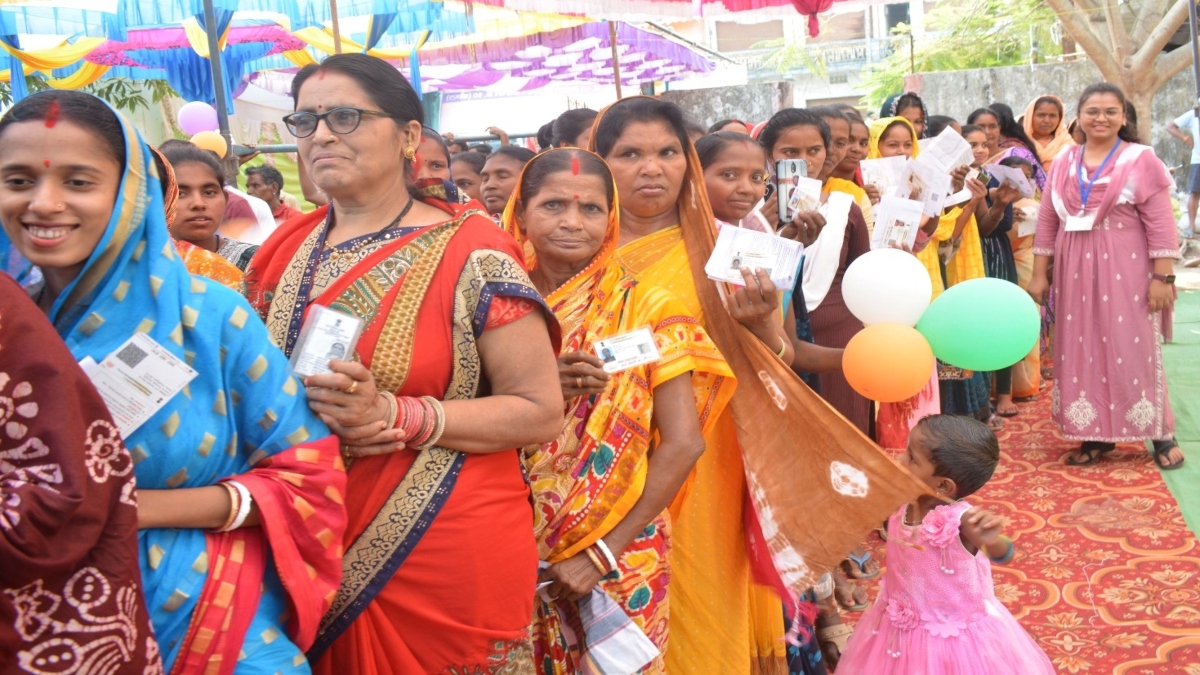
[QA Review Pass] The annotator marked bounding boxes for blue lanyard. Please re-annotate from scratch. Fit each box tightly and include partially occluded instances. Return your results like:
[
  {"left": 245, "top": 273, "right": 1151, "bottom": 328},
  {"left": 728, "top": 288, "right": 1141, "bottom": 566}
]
[{"left": 1076, "top": 141, "right": 1121, "bottom": 215}]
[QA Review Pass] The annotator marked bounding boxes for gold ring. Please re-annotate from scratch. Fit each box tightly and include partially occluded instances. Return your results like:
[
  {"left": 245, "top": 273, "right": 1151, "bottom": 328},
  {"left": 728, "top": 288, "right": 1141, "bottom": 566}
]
[
  {"left": 576, "top": 376, "right": 583, "bottom": 389},
  {"left": 346, "top": 380, "right": 359, "bottom": 394}
]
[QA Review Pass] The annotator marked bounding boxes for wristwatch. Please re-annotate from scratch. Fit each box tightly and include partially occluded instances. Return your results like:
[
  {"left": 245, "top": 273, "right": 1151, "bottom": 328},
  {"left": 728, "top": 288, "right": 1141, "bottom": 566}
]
[{"left": 1152, "top": 273, "right": 1176, "bottom": 284}]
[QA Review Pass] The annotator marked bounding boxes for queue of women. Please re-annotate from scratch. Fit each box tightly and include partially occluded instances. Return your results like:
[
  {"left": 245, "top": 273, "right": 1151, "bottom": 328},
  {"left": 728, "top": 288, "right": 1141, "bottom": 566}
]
[{"left": 0, "top": 49, "right": 1183, "bottom": 675}]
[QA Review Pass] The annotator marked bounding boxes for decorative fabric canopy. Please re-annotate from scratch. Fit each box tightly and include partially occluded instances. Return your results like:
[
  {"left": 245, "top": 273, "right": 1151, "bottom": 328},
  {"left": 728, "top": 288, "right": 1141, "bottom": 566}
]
[
  {"left": 472, "top": 0, "right": 848, "bottom": 36},
  {"left": 247, "top": 20, "right": 714, "bottom": 98},
  {"left": 416, "top": 21, "right": 714, "bottom": 90}
]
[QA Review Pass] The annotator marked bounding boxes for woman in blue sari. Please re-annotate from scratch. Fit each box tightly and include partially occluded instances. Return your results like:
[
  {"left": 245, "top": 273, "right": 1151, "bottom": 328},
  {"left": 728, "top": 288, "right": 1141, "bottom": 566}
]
[{"left": 0, "top": 91, "right": 347, "bottom": 674}]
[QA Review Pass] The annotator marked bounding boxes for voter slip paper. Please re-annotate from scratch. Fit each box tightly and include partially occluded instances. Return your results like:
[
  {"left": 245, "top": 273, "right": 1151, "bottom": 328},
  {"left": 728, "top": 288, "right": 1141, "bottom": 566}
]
[{"left": 704, "top": 225, "right": 805, "bottom": 291}]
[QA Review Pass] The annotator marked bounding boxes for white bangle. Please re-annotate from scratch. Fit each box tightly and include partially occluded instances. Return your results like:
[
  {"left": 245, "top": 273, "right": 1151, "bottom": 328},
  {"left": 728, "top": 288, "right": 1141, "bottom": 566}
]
[
  {"left": 222, "top": 481, "right": 253, "bottom": 532},
  {"left": 594, "top": 538, "right": 619, "bottom": 573}
]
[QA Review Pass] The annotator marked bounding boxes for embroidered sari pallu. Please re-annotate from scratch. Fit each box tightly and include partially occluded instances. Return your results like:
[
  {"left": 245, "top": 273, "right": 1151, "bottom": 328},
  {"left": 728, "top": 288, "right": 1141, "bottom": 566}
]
[
  {"left": 246, "top": 199, "right": 551, "bottom": 674},
  {"left": 0, "top": 108, "right": 347, "bottom": 675}
]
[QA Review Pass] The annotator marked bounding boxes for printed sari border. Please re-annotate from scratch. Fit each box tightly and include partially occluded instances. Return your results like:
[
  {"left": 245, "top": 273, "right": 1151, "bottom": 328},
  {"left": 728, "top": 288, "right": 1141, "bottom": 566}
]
[{"left": 307, "top": 448, "right": 465, "bottom": 660}]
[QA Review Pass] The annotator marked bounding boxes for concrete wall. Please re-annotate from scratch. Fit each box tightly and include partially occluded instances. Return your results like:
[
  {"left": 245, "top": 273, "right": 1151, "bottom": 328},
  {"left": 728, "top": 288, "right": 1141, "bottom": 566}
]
[
  {"left": 914, "top": 61, "right": 1195, "bottom": 183},
  {"left": 660, "top": 81, "right": 793, "bottom": 129}
]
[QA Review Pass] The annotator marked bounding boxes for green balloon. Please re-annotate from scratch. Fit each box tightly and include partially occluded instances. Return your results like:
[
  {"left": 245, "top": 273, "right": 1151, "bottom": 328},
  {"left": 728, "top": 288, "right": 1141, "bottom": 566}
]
[{"left": 916, "top": 278, "right": 1041, "bottom": 371}]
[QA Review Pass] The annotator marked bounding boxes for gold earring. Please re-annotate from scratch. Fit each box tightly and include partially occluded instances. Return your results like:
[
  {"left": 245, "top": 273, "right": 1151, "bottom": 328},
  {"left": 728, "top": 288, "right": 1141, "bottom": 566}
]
[{"left": 403, "top": 146, "right": 417, "bottom": 161}]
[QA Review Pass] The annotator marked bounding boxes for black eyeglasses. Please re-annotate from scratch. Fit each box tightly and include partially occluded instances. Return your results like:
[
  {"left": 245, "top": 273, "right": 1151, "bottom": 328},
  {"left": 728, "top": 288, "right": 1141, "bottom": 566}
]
[{"left": 282, "top": 107, "right": 395, "bottom": 138}]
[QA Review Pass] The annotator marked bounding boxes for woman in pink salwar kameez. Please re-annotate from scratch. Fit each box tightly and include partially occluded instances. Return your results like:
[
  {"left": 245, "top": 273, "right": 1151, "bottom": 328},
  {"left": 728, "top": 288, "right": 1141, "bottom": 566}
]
[{"left": 1029, "top": 83, "right": 1184, "bottom": 470}]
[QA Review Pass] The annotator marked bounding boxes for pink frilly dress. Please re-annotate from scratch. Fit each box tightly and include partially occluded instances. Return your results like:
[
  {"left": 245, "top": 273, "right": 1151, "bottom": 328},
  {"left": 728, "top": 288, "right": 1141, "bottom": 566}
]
[{"left": 838, "top": 501, "right": 1054, "bottom": 674}]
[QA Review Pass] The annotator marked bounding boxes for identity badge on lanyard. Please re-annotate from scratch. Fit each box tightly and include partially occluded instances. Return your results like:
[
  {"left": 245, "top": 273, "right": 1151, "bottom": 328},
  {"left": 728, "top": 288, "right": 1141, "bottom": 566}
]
[{"left": 1067, "top": 141, "right": 1121, "bottom": 232}]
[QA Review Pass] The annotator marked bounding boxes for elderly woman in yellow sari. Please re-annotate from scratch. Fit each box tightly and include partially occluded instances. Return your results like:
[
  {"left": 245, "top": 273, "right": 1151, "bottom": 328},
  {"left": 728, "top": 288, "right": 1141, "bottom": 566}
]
[{"left": 504, "top": 148, "right": 733, "bottom": 672}]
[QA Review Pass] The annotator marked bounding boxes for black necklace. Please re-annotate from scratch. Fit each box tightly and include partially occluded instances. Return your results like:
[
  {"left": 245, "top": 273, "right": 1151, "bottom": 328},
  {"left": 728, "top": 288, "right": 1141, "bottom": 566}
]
[{"left": 326, "top": 197, "right": 416, "bottom": 265}]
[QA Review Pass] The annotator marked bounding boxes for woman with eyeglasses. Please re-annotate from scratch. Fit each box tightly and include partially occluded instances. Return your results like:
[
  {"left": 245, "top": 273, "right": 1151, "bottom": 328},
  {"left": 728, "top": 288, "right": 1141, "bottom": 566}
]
[
  {"left": 1028, "top": 83, "right": 1185, "bottom": 471},
  {"left": 243, "top": 54, "right": 564, "bottom": 673}
]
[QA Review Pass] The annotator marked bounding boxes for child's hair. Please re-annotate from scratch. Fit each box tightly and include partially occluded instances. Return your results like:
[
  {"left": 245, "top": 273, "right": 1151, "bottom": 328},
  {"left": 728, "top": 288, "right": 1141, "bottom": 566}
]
[
  {"left": 925, "top": 115, "right": 958, "bottom": 138},
  {"left": 696, "top": 130, "right": 763, "bottom": 169},
  {"left": 914, "top": 415, "right": 999, "bottom": 498},
  {"left": 998, "top": 155, "right": 1034, "bottom": 171},
  {"left": 452, "top": 151, "right": 486, "bottom": 175},
  {"left": 960, "top": 124, "right": 984, "bottom": 137}
]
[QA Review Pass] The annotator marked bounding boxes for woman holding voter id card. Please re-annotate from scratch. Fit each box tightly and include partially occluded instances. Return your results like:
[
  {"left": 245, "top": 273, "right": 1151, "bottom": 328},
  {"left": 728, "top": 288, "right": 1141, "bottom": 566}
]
[
  {"left": 242, "top": 54, "right": 564, "bottom": 673},
  {"left": 503, "top": 148, "right": 733, "bottom": 673},
  {"left": 590, "top": 96, "right": 910, "bottom": 675},
  {"left": 1029, "top": 83, "right": 1184, "bottom": 471},
  {"left": 0, "top": 91, "right": 347, "bottom": 673}
]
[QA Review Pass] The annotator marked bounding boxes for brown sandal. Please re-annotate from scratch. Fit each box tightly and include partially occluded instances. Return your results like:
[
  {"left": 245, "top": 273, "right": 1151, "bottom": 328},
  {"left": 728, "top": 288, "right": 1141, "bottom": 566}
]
[{"left": 817, "top": 621, "right": 854, "bottom": 665}]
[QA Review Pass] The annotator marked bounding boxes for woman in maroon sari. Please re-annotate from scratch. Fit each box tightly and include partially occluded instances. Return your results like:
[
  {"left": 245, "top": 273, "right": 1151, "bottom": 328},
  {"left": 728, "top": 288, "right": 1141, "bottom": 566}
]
[
  {"left": 243, "top": 54, "right": 563, "bottom": 673},
  {"left": 0, "top": 273, "right": 160, "bottom": 673}
]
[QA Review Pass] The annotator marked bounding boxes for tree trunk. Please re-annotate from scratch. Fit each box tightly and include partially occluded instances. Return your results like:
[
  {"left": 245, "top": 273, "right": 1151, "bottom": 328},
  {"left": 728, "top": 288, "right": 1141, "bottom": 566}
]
[{"left": 1124, "top": 85, "right": 1155, "bottom": 145}]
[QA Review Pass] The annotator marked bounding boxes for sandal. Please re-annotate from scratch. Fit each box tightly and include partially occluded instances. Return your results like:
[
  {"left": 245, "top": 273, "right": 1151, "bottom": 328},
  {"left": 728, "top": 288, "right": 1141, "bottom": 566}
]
[
  {"left": 1152, "top": 439, "right": 1185, "bottom": 470},
  {"left": 816, "top": 620, "right": 853, "bottom": 668},
  {"left": 842, "top": 551, "right": 881, "bottom": 580},
  {"left": 986, "top": 415, "right": 1005, "bottom": 432},
  {"left": 833, "top": 573, "right": 869, "bottom": 612},
  {"left": 1065, "top": 441, "right": 1116, "bottom": 466}
]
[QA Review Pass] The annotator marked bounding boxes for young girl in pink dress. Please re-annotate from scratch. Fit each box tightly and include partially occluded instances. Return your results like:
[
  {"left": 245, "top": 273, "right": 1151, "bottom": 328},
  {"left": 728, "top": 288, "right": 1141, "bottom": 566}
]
[{"left": 838, "top": 415, "right": 1054, "bottom": 674}]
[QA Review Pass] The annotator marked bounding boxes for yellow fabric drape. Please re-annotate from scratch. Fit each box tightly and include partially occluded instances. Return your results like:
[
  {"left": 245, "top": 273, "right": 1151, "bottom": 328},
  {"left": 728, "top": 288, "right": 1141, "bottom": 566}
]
[
  {"left": 44, "top": 62, "right": 111, "bottom": 89},
  {"left": 294, "top": 26, "right": 412, "bottom": 59},
  {"left": 0, "top": 37, "right": 104, "bottom": 72},
  {"left": 183, "top": 17, "right": 232, "bottom": 58},
  {"left": 281, "top": 50, "right": 319, "bottom": 68}
]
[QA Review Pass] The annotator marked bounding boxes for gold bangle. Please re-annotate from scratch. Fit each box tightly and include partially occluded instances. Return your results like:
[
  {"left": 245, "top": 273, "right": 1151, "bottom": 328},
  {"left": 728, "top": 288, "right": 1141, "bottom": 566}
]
[
  {"left": 213, "top": 483, "right": 239, "bottom": 532},
  {"left": 419, "top": 397, "right": 446, "bottom": 449},
  {"left": 775, "top": 336, "right": 788, "bottom": 359},
  {"left": 382, "top": 392, "right": 399, "bottom": 429}
]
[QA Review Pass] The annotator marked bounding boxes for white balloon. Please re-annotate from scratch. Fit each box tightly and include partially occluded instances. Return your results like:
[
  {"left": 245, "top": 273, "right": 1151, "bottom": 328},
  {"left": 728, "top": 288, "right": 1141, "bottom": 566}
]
[{"left": 842, "top": 248, "right": 933, "bottom": 326}]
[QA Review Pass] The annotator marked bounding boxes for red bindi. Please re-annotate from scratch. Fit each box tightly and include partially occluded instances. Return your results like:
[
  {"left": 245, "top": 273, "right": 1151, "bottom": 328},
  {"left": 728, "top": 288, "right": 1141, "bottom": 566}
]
[
  {"left": 43, "top": 159, "right": 50, "bottom": 168},
  {"left": 573, "top": 194, "right": 579, "bottom": 200},
  {"left": 571, "top": 156, "right": 580, "bottom": 176},
  {"left": 44, "top": 101, "right": 60, "bottom": 128}
]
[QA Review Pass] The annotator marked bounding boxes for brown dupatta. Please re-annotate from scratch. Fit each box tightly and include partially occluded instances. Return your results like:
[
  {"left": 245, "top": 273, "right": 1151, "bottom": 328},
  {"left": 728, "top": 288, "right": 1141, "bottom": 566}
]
[{"left": 591, "top": 97, "right": 931, "bottom": 592}]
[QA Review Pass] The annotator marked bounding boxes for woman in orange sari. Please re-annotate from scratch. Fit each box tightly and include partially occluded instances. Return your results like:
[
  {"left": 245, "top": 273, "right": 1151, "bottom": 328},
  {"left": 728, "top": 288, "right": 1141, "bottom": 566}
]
[
  {"left": 150, "top": 147, "right": 244, "bottom": 290},
  {"left": 243, "top": 53, "right": 563, "bottom": 673},
  {"left": 504, "top": 149, "right": 732, "bottom": 672}
]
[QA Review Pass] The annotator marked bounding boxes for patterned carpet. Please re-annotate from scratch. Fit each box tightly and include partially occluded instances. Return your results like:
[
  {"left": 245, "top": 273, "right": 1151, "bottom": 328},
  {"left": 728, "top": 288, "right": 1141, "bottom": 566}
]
[{"left": 842, "top": 392, "right": 1200, "bottom": 674}]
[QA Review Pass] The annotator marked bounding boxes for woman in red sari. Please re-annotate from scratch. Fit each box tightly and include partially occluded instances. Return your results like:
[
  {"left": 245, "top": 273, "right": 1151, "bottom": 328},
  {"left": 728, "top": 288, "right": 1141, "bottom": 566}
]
[{"left": 243, "top": 53, "right": 563, "bottom": 673}]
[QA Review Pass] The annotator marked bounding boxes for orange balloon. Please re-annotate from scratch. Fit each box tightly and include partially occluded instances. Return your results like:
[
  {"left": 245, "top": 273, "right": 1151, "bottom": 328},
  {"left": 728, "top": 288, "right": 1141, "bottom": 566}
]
[{"left": 843, "top": 323, "right": 934, "bottom": 403}]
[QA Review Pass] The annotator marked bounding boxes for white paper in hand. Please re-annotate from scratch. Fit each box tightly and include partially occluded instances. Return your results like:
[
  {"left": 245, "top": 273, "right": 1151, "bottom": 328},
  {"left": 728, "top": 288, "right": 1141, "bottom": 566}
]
[
  {"left": 859, "top": 156, "right": 907, "bottom": 194},
  {"left": 83, "top": 333, "right": 198, "bottom": 439},
  {"left": 920, "top": 126, "right": 974, "bottom": 173},
  {"left": 871, "top": 196, "right": 925, "bottom": 251},
  {"left": 705, "top": 225, "right": 805, "bottom": 291},
  {"left": 595, "top": 327, "right": 661, "bottom": 374},
  {"left": 986, "top": 164, "right": 1035, "bottom": 198},
  {"left": 1014, "top": 198, "right": 1039, "bottom": 237},
  {"left": 900, "top": 160, "right": 953, "bottom": 217}
]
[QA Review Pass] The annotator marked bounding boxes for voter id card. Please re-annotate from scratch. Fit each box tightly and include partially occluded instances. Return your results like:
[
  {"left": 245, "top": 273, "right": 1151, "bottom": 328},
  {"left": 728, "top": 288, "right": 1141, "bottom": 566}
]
[
  {"left": 595, "top": 327, "right": 661, "bottom": 374},
  {"left": 81, "top": 333, "right": 198, "bottom": 439},
  {"left": 290, "top": 305, "right": 364, "bottom": 378},
  {"left": 727, "top": 251, "right": 775, "bottom": 282}
]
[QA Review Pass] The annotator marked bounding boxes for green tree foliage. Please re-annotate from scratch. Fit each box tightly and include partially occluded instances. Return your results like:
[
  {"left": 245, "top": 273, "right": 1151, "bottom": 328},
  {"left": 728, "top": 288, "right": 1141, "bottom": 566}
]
[
  {"left": 1, "top": 75, "right": 176, "bottom": 113},
  {"left": 859, "top": 0, "right": 1061, "bottom": 109}
]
